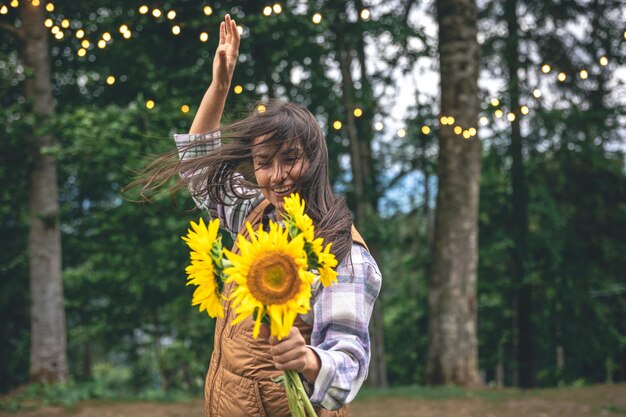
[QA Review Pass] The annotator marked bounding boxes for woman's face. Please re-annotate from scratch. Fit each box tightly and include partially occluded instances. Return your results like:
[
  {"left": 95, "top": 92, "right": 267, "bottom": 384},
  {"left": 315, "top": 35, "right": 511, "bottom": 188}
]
[{"left": 252, "top": 136, "right": 309, "bottom": 214}]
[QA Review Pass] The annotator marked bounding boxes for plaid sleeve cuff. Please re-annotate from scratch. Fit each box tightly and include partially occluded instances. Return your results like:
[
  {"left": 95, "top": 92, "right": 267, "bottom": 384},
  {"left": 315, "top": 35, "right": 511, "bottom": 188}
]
[
  {"left": 174, "top": 130, "right": 221, "bottom": 159},
  {"left": 307, "top": 346, "right": 342, "bottom": 410}
]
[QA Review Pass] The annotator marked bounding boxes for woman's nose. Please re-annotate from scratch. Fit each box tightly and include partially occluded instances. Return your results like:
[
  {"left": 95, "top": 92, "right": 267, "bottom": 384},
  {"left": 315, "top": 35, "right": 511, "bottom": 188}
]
[{"left": 270, "top": 161, "right": 287, "bottom": 184}]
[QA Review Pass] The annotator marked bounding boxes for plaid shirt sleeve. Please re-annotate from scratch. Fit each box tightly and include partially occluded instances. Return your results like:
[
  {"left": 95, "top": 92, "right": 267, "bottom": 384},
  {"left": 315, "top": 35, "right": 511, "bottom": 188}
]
[
  {"left": 302, "top": 244, "right": 382, "bottom": 410},
  {"left": 174, "top": 131, "right": 263, "bottom": 237}
]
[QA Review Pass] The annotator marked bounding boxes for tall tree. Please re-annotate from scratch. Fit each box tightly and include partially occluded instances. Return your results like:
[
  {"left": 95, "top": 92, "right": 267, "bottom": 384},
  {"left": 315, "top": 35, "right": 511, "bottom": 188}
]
[
  {"left": 504, "top": 0, "right": 534, "bottom": 388},
  {"left": 331, "top": 2, "right": 388, "bottom": 386},
  {"left": 18, "top": 3, "right": 67, "bottom": 383},
  {"left": 426, "top": 0, "right": 481, "bottom": 385}
]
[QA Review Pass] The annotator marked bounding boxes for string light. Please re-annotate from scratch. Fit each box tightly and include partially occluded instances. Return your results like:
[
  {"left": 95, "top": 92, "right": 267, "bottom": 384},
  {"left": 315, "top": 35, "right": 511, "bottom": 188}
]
[
  {"left": 181, "top": 104, "right": 190, "bottom": 113},
  {"left": 257, "top": 104, "right": 266, "bottom": 113},
  {"left": 10, "top": 0, "right": 18, "bottom": 7},
  {"left": 237, "top": 25, "right": 243, "bottom": 35},
  {"left": 39, "top": 2, "right": 612, "bottom": 140},
  {"left": 32, "top": 0, "right": 40, "bottom": 6},
  {"left": 0, "top": 5, "right": 7, "bottom": 14}
]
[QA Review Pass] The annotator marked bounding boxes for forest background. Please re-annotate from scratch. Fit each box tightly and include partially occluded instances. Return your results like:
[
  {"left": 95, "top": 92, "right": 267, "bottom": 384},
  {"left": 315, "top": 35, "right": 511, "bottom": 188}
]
[{"left": 0, "top": 0, "right": 625, "bottom": 402}]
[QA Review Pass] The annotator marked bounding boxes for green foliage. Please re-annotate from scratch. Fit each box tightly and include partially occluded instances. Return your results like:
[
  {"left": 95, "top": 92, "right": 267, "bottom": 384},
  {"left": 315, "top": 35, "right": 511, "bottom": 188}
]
[{"left": 1, "top": 0, "right": 625, "bottom": 398}]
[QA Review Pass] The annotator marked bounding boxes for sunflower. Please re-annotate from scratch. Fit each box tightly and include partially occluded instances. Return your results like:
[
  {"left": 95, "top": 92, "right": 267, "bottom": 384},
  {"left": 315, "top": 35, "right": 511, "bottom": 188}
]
[
  {"left": 282, "top": 193, "right": 315, "bottom": 242},
  {"left": 315, "top": 241, "right": 338, "bottom": 287},
  {"left": 223, "top": 221, "right": 315, "bottom": 340},
  {"left": 282, "top": 193, "right": 338, "bottom": 287},
  {"left": 182, "top": 218, "right": 225, "bottom": 318}
]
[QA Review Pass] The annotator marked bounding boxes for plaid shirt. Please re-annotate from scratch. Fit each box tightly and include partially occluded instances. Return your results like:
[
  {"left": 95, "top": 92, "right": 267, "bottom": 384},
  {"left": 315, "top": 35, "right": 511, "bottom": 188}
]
[{"left": 174, "top": 131, "right": 382, "bottom": 410}]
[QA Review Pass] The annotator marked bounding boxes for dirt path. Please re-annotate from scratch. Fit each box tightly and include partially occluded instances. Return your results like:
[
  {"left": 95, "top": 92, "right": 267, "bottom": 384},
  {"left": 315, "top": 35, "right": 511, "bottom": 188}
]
[{"left": 1, "top": 384, "right": 625, "bottom": 417}]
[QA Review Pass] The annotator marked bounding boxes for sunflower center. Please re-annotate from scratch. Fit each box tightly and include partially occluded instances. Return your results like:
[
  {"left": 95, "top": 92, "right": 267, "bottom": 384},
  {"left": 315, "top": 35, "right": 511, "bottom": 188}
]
[{"left": 248, "top": 252, "right": 301, "bottom": 305}]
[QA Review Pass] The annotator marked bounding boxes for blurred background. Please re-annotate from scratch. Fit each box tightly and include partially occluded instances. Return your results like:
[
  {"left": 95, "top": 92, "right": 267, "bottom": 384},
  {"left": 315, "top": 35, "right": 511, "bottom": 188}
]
[{"left": 1, "top": 0, "right": 625, "bottom": 407}]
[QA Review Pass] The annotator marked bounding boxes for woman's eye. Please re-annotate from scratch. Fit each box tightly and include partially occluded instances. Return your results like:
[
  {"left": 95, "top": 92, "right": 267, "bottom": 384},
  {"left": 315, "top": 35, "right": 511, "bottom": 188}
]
[{"left": 255, "top": 159, "right": 270, "bottom": 167}]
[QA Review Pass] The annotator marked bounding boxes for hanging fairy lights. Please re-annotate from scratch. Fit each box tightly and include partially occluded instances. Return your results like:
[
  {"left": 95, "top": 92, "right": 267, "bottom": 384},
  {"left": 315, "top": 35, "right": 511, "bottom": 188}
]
[{"left": 0, "top": 1, "right": 613, "bottom": 140}]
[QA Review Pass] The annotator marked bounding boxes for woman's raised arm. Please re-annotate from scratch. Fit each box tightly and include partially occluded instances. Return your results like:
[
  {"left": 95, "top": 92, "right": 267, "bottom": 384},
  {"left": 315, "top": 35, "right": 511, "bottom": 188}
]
[{"left": 189, "top": 14, "right": 240, "bottom": 134}]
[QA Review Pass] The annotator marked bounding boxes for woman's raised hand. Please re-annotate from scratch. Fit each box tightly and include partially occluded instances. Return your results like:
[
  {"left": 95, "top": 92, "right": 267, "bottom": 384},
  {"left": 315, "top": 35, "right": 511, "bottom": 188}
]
[
  {"left": 188, "top": 14, "right": 240, "bottom": 133},
  {"left": 212, "top": 14, "right": 240, "bottom": 88}
]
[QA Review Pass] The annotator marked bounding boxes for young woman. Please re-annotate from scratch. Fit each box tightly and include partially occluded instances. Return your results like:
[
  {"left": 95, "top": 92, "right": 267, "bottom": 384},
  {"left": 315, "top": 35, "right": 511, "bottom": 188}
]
[{"left": 141, "top": 15, "right": 381, "bottom": 417}]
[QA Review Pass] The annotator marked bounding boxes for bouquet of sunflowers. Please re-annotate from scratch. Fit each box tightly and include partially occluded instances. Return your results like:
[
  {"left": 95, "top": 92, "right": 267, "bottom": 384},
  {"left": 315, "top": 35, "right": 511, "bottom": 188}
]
[{"left": 182, "top": 193, "right": 338, "bottom": 417}]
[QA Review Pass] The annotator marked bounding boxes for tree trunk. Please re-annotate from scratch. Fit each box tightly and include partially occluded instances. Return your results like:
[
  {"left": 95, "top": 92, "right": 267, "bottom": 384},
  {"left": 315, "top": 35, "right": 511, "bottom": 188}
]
[
  {"left": 20, "top": 3, "right": 68, "bottom": 383},
  {"left": 334, "top": 6, "right": 387, "bottom": 387},
  {"left": 426, "top": 0, "right": 481, "bottom": 386},
  {"left": 504, "top": 0, "right": 534, "bottom": 389}
]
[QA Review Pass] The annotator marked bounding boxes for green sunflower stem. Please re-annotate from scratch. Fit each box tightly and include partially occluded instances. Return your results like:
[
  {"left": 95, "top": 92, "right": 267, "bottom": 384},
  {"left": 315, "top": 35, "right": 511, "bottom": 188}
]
[
  {"left": 284, "top": 370, "right": 317, "bottom": 417},
  {"left": 283, "top": 370, "right": 303, "bottom": 417}
]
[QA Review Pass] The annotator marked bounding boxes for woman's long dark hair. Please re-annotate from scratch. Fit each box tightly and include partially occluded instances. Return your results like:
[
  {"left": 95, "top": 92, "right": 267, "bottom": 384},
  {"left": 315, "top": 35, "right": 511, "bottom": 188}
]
[{"left": 131, "top": 100, "right": 354, "bottom": 261}]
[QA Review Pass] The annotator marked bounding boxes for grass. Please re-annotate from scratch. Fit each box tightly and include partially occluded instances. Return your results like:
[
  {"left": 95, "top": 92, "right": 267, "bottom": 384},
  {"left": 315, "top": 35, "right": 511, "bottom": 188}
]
[
  {"left": 0, "top": 382, "right": 195, "bottom": 412},
  {"left": 356, "top": 384, "right": 531, "bottom": 401}
]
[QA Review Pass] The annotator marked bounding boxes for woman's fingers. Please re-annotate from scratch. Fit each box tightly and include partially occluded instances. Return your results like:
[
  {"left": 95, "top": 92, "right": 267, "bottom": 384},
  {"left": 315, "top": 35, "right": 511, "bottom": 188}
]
[
  {"left": 229, "top": 18, "right": 240, "bottom": 51},
  {"left": 219, "top": 21, "right": 225, "bottom": 45}
]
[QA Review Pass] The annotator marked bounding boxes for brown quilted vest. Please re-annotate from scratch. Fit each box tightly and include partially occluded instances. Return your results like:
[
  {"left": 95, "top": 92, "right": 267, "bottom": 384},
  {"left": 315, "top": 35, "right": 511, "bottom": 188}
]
[{"left": 204, "top": 199, "right": 368, "bottom": 417}]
